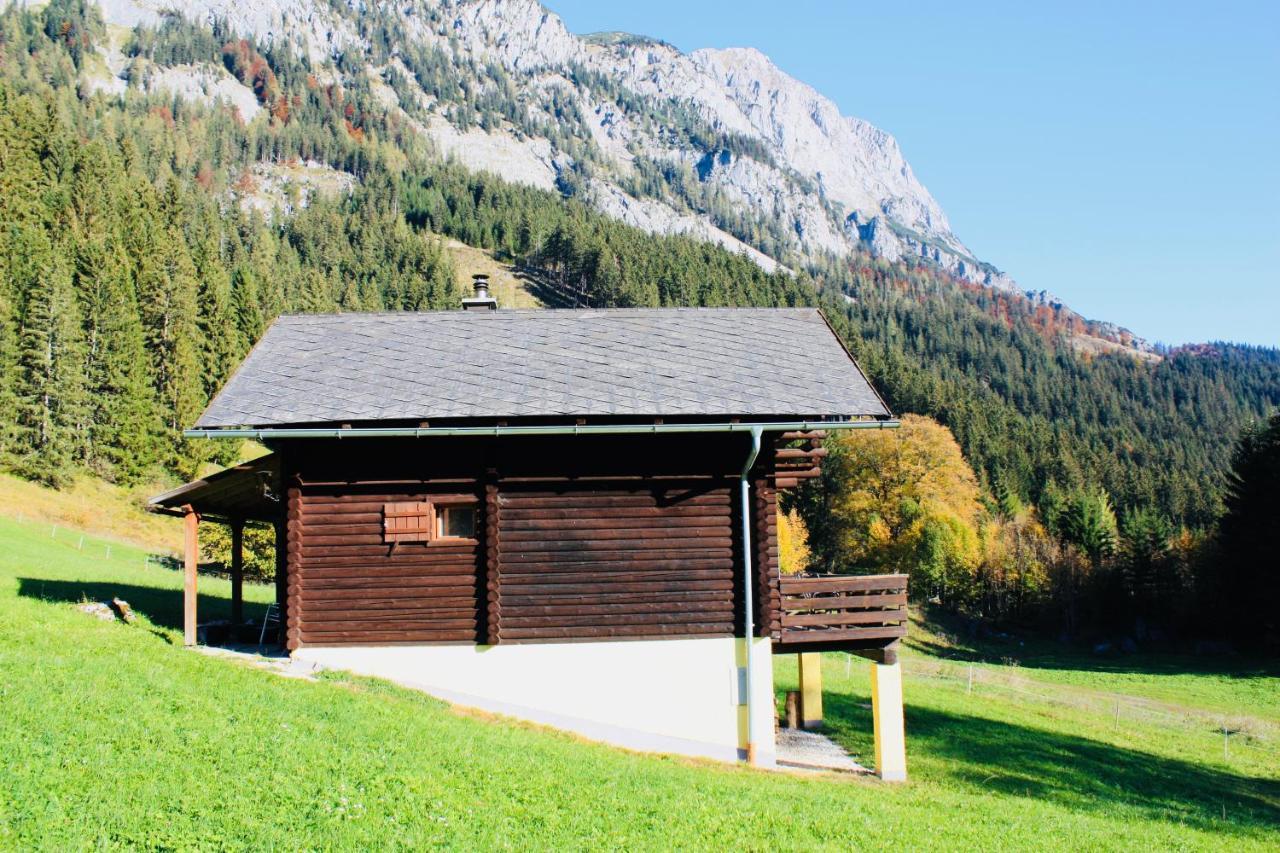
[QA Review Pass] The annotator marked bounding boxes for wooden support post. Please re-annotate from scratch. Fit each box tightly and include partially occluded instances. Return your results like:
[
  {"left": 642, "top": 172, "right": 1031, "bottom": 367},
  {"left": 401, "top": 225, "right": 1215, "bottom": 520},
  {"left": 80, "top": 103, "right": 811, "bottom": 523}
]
[
  {"left": 870, "top": 661, "right": 907, "bottom": 782},
  {"left": 799, "top": 652, "right": 823, "bottom": 729},
  {"left": 183, "top": 507, "right": 199, "bottom": 647},
  {"left": 230, "top": 519, "right": 244, "bottom": 631},
  {"left": 274, "top": 519, "right": 287, "bottom": 645}
]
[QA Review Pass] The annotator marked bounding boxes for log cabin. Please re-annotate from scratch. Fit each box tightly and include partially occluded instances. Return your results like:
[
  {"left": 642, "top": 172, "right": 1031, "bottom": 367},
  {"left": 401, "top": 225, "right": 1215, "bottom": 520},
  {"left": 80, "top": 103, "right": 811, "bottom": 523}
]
[{"left": 150, "top": 284, "right": 909, "bottom": 776}]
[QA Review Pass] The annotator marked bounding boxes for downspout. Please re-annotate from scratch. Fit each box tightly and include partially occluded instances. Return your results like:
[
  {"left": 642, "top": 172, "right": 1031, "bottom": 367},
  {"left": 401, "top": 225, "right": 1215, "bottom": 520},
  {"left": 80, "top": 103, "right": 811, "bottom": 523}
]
[{"left": 739, "top": 425, "right": 763, "bottom": 764}]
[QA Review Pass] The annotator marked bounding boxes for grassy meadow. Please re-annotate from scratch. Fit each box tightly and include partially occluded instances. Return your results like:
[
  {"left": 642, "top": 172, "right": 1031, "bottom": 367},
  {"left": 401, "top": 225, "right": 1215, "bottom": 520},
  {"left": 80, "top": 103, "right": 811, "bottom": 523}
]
[{"left": 0, "top": 510, "right": 1276, "bottom": 849}]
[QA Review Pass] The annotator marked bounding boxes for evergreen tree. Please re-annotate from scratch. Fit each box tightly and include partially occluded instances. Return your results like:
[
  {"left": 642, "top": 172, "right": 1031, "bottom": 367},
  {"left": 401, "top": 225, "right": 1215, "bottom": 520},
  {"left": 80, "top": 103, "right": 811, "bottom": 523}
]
[
  {"left": 1214, "top": 413, "right": 1280, "bottom": 642},
  {"left": 88, "top": 245, "right": 157, "bottom": 482},
  {"left": 13, "top": 242, "right": 87, "bottom": 486}
]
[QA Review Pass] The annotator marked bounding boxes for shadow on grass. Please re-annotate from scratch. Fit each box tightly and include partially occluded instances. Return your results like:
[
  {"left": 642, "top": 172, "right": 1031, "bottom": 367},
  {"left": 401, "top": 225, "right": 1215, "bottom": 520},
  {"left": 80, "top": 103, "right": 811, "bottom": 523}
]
[
  {"left": 820, "top": 690, "right": 1280, "bottom": 837},
  {"left": 16, "top": 578, "right": 271, "bottom": 633}
]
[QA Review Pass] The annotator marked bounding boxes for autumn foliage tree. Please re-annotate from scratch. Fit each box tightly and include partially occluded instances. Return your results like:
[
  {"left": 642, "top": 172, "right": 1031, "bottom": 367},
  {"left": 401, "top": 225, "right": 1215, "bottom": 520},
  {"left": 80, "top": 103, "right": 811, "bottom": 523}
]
[{"left": 790, "top": 415, "right": 983, "bottom": 604}]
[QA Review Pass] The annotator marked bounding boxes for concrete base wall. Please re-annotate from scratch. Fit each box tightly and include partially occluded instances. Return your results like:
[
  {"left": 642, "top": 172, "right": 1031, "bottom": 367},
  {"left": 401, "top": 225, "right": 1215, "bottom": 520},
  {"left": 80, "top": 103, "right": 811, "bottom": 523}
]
[{"left": 295, "top": 637, "right": 776, "bottom": 766}]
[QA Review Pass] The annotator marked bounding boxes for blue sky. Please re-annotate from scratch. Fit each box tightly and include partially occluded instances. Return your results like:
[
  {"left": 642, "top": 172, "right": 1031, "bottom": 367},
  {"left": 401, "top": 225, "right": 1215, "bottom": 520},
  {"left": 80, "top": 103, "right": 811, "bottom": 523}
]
[{"left": 544, "top": 1, "right": 1279, "bottom": 347}]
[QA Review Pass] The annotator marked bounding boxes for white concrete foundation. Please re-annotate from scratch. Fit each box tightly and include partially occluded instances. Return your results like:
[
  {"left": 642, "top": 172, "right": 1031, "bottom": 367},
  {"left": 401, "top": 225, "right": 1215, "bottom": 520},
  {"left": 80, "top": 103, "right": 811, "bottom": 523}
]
[{"left": 295, "top": 637, "right": 776, "bottom": 766}]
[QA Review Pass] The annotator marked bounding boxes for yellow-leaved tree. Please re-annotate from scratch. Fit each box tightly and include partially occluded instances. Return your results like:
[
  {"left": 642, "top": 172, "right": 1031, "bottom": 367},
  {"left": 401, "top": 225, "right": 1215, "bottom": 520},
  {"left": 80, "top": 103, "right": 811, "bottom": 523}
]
[
  {"left": 777, "top": 508, "right": 810, "bottom": 575},
  {"left": 789, "top": 414, "right": 983, "bottom": 604}
]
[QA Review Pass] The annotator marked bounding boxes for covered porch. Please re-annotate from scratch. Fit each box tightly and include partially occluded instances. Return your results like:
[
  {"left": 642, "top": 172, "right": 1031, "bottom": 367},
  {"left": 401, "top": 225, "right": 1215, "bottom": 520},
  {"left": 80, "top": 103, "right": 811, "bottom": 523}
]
[{"left": 148, "top": 454, "right": 284, "bottom": 648}]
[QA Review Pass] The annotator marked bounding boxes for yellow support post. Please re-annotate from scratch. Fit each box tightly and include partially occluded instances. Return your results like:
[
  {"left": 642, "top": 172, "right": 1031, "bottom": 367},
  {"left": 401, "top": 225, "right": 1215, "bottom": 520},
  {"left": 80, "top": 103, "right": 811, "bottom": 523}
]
[
  {"left": 870, "top": 660, "right": 907, "bottom": 781},
  {"left": 798, "top": 652, "right": 823, "bottom": 728}
]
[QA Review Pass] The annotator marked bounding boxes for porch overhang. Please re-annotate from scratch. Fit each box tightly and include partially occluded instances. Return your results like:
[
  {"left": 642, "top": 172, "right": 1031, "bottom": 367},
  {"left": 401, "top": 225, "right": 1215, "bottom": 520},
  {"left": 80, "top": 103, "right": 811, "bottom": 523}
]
[{"left": 147, "top": 454, "right": 283, "bottom": 524}]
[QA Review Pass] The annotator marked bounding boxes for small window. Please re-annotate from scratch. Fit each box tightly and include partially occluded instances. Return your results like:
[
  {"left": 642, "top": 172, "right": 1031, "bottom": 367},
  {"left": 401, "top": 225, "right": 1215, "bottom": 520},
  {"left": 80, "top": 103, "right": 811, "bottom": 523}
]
[
  {"left": 383, "top": 497, "right": 478, "bottom": 547},
  {"left": 437, "top": 505, "right": 476, "bottom": 540}
]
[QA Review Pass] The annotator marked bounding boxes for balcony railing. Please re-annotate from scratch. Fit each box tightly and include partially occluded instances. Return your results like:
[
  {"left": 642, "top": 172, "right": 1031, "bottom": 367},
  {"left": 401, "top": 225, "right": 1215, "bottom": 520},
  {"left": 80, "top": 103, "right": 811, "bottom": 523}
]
[{"left": 775, "top": 573, "right": 908, "bottom": 651}]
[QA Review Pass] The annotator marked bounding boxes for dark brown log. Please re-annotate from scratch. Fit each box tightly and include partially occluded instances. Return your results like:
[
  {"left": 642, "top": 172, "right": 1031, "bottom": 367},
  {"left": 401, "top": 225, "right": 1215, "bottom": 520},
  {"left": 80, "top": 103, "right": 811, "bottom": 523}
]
[
  {"left": 780, "top": 625, "right": 908, "bottom": 643},
  {"left": 499, "top": 507, "right": 728, "bottom": 522},
  {"left": 500, "top": 589, "right": 728, "bottom": 607},
  {"left": 499, "top": 558, "right": 729, "bottom": 575},
  {"left": 499, "top": 600, "right": 724, "bottom": 618},
  {"left": 500, "top": 623, "right": 734, "bottom": 640},
  {"left": 501, "top": 568, "right": 732, "bottom": 586},
  {"left": 500, "top": 515, "right": 729, "bottom": 530},
  {"left": 782, "top": 592, "right": 908, "bottom": 609},
  {"left": 774, "top": 447, "right": 829, "bottom": 460},
  {"left": 500, "top": 547, "right": 733, "bottom": 564},
  {"left": 302, "top": 609, "right": 477, "bottom": 624},
  {"left": 782, "top": 609, "right": 907, "bottom": 628},
  {"left": 300, "top": 629, "right": 476, "bottom": 643},
  {"left": 779, "top": 574, "right": 908, "bottom": 594},
  {"left": 503, "top": 611, "right": 734, "bottom": 629},
  {"left": 500, "top": 536, "right": 734, "bottom": 553},
  {"left": 499, "top": 579, "right": 734, "bottom": 597},
  {"left": 305, "top": 596, "right": 477, "bottom": 612},
  {"left": 500, "top": 527, "right": 729, "bottom": 545}
]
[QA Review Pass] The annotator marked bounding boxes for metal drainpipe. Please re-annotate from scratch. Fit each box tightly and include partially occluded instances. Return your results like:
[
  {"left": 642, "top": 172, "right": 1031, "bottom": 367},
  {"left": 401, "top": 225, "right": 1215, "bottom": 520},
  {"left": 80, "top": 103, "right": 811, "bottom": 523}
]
[{"left": 739, "top": 425, "right": 763, "bottom": 764}]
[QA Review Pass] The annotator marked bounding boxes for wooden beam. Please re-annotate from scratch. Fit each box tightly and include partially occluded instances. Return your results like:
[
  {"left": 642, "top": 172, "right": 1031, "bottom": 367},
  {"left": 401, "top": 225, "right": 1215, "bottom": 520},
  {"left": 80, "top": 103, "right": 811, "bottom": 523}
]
[
  {"left": 274, "top": 518, "right": 287, "bottom": 647},
  {"left": 183, "top": 507, "right": 199, "bottom": 647},
  {"left": 230, "top": 519, "right": 244, "bottom": 629}
]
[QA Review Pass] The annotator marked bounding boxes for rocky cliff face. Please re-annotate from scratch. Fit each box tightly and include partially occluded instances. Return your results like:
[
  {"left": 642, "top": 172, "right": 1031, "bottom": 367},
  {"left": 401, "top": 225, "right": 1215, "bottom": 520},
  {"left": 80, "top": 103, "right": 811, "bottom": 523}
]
[{"left": 81, "top": 0, "right": 1021, "bottom": 293}]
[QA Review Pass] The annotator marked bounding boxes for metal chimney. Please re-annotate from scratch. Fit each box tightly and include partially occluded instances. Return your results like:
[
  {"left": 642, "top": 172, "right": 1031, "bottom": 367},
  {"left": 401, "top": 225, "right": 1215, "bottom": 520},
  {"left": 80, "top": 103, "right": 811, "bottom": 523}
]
[{"left": 462, "top": 273, "right": 498, "bottom": 311}]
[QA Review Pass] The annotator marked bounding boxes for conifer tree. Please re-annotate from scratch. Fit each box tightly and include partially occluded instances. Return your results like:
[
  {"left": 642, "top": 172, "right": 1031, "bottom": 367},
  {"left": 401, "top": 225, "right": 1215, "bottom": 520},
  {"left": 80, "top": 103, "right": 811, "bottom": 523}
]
[
  {"left": 13, "top": 241, "right": 87, "bottom": 486},
  {"left": 88, "top": 245, "right": 157, "bottom": 482}
]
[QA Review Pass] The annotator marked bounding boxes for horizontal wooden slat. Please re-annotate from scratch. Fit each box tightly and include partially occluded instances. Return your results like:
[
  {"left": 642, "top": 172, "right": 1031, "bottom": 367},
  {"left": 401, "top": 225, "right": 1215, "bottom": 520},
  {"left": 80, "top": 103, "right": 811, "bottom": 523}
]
[
  {"left": 498, "top": 558, "right": 729, "bottom": 575},
  {"left": 500, "top": 547, "right": 733, "bottom": 564},
  {"left": 299, "top": 544, "right": 476, "bottom": 558},
  {"left": 500, "top": 526, "right": 729, "bottom": 543},
  {"left": 302, "top": 562, "right": 479, "bottom": 579},
  {"left": 778, "top": 574, "right": 908, "bottom": 595},
  {"left": 779, "top": 625, "right": 908, "bottom": 643},
  {"left": 305, "top": 596, "right": 477, "bottom": 612},
  {"left": 781, "top": 592, "right": 908, "bottom": 609},
  {"left": 501, "top": 569, "right": 731, "bottom": 587},
  {"left": 299, "top": 625, "right": 476, "bottom": 637},
  {"left": 498, "top": 494, "right": 728, "bottom": 510},
  {"left": 291, "top": 582, "right": 476, "bottom": 599},
  {"left": 499, "top": 507, "right": 727, "bottom": 522},
  {"left": 498, "top": 601, "right": 724, "bottom": 618},
  {"left": 500, "top": 623, "right": 734, "bottom": 641},
  {"left": 500, "top": 516, "right": 728, "bottom": 531},
  {"left": 501, "top": 610, "right": 734, "bottom": 629},
  {"left": 302, "top": 609, "right": 477, "bottom": 624},
  {"left": 499, "top": 579, "right": 734, "bottom": 597},
  {"left": 500, "top": 536, "right": 734, "bottom": 553},
  {"left": 782, "top": 609, "right": 907, "bottom": 628},
  {"left": 500, "top": 589, "right": 728, "bottom": 607}
]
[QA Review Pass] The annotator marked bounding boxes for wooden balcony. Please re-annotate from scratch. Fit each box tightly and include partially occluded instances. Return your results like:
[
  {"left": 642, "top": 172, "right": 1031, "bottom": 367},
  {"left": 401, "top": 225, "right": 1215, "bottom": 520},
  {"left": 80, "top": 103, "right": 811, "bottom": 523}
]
[{"left": 773, "top": 573, "right": 908, "bottom": 660}]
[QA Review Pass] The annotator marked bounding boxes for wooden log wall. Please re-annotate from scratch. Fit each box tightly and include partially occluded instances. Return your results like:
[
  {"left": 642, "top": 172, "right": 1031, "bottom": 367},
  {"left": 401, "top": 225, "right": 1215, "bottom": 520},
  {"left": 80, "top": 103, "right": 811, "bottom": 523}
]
[
  {"left": 288, "top": 483, "right": 482, "bottom": 648},
  {"left": 279, "top": 434, "right": 786, "bottom": 648},
  {"left": 494, "top": 483, "right": 738, "bottom": 641},
  {"left": 752, "top": 478, "right": 781, "bottom": 639},
  {"left": 772, "top": 430, "right": 826, "bottom": 490}
]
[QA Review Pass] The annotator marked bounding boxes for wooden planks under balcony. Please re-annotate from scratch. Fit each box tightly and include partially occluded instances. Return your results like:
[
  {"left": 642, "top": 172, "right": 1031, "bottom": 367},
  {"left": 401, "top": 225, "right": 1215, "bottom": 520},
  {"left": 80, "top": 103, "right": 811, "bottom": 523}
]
[{"left": 773, "top": 573, "right": 908, "bottom": 659}]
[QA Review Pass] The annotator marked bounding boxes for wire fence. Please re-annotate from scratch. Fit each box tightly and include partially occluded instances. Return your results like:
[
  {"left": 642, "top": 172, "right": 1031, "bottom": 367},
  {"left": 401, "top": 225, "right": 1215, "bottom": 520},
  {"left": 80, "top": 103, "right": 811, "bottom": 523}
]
[
  {"left": 890, "top": 654, "right": 1278, "bottom": 765},
  {"left": 6, "top": 511, "right": 179, "bottom": 567}
]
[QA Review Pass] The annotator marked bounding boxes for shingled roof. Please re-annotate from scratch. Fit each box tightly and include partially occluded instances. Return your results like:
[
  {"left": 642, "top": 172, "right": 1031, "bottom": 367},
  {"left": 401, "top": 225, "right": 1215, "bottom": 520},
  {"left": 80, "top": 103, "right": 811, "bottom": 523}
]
[{"left": 195, "top": 308, "right": 890, "bottom": 428}]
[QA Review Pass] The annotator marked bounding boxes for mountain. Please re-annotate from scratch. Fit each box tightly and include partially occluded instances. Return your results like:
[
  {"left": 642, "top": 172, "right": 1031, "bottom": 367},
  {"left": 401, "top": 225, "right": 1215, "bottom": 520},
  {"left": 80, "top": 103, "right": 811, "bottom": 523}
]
[
  {"left": 2, "top": 0, "right": 1277, "bottom": 529},
  {"left": 76, "top": 1, "right": 1035, "bottom": 297}
]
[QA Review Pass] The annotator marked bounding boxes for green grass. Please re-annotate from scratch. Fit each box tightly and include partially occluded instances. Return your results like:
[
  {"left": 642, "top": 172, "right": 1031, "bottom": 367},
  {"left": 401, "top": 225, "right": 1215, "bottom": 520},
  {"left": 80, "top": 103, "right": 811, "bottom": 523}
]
[{"left": 1, "top": 514, "right": 1276, "bottom": 849}]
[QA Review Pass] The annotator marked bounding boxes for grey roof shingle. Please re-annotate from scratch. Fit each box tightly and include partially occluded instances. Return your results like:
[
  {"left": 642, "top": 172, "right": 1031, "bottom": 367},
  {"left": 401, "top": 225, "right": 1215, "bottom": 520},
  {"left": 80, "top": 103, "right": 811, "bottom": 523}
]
[{"left": 195, "top": 308, "right": 890, "bottom": 427}]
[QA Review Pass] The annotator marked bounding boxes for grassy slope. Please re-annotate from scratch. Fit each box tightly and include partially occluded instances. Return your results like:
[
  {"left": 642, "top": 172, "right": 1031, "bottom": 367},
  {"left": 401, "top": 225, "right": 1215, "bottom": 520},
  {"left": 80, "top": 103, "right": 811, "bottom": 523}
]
[{"left": 0, "top": 513, "right": 1277, "bottom": 849}]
